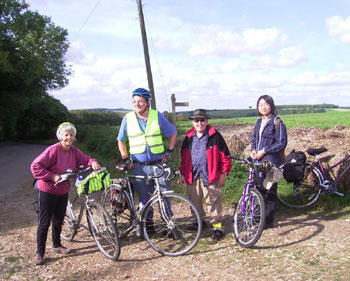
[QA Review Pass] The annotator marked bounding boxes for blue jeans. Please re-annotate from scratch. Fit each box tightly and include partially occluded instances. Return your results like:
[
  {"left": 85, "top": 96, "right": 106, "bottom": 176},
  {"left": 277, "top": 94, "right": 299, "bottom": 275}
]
[{"left": 132, "top": 163, "right": 173, "bottom": 219}]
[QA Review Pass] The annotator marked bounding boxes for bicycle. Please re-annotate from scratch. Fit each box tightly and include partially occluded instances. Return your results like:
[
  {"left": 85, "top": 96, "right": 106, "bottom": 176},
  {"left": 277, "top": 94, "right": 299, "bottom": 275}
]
[
  {"left": 230, "top": 156, "right": 273, "bottom": 248},
  {"left": 277, "top": 147, "right": 345, "bottom": 208},
  {"left": 101, "top": 162, "right": 202, "bottom": 256},
  {"left": 59, "top": 166, "right": 121, "bottom": 261}
]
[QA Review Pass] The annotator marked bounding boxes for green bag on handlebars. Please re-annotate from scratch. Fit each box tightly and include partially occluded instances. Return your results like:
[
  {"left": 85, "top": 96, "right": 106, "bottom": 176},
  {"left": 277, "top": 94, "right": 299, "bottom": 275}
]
[{"left": 77, "top": 169, "right": 110, "bottom": 196}]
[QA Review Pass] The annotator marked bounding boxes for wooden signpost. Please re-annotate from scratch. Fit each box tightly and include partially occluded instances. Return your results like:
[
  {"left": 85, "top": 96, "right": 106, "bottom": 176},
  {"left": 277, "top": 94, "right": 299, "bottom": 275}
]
[{"left": 171, "top": 94, "right": 189, "bottom": 125}]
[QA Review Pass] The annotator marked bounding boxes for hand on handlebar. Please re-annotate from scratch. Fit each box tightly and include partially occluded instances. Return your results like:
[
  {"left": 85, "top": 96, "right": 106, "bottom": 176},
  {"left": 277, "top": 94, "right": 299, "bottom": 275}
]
[
  {"left": 91, "top": 161, "right": 101, "bottom": 171},
  {"left": 161, "top": 148, "right": 173, "bottom": 163}
]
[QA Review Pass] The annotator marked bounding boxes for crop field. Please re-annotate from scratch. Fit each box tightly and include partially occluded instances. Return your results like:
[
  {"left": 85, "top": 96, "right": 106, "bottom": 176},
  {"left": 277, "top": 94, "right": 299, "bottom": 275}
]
[{"left": 176, "top": 108, "right": 350, "bottom": 134}]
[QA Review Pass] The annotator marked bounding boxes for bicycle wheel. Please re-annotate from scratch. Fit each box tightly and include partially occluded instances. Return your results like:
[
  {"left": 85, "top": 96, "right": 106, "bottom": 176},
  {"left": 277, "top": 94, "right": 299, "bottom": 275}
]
[
  {"left": 233, "top": 188, "right": 265, "bottom": 248},
  {"left": 277, "top": 163, "right": 322, "bottom": 208},
  {"left": 101, "top": 184, "right": 134, "bottom": 238},
  {"left": 86, "top": 201, "right": 121, "bottom": 261},
  {"left": 142, "top": 193, "right": 202, "bottom": 256},
  {"left": 61, "top": 202, "right": 76, "bottom": 242}
]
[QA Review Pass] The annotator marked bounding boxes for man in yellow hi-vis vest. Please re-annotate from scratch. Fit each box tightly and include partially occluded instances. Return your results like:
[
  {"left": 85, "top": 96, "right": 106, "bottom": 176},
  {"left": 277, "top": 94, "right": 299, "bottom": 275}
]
[{"left": 117, "top": 88, "right": 177, "bottom": 236}]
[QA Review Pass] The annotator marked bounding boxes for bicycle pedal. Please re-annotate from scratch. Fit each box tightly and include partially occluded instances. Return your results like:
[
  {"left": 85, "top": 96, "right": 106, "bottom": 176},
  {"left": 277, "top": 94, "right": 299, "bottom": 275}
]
[{"left": 335, "top": 191, "right": 344, "bottom": 197}]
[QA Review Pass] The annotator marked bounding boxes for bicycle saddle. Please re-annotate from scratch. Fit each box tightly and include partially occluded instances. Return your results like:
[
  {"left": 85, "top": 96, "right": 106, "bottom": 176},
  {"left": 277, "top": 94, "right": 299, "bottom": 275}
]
[{"left": 306, "top": 147, "right": 327, "bottom": 156}]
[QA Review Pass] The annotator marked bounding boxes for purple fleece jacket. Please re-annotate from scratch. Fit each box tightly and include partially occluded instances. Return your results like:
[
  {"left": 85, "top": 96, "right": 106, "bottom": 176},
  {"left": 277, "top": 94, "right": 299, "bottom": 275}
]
[{"left": 31, "top": 142, "right": 96, "bottom": 195}]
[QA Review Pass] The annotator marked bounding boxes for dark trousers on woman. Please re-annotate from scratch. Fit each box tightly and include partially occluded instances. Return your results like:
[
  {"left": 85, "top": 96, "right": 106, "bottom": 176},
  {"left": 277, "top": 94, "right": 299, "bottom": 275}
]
[
  {"left": 37, "top": 190, "right": 68, "bottom": 255},
  {"left": 263, "top": 183, "right": 278, "bottom": 226}
]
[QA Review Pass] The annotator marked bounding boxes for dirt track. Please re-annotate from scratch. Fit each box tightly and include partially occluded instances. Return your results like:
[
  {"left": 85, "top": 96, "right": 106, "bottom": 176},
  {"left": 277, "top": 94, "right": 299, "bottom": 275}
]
[{"left": 1, "top": 141, "right": 350, "bottom": 280}]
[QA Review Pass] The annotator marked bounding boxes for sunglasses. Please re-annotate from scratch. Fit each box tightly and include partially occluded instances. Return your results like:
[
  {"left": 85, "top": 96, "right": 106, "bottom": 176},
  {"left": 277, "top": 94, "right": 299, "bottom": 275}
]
[{"left": 193, "top": 118, "right": 206, "bottom": 123}]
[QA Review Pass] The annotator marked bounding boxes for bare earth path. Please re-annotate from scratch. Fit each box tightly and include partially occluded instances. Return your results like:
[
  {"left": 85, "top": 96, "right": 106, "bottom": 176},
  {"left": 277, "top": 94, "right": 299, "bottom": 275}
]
[{"left": 0, "top": 143, "right": 350, "bottom": 280}]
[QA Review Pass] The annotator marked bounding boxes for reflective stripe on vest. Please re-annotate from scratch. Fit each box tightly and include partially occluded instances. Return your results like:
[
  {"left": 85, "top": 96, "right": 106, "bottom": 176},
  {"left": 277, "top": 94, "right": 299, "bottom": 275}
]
[{"left": 126, "top": 109, "right": 164, "bottom": 154}]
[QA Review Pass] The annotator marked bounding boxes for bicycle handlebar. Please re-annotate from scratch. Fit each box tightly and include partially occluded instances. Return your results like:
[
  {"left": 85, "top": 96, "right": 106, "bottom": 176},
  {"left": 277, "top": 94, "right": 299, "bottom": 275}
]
[
  {"left": 230, "top": 155, "right": 274, "bottom": 171},
  {"left": 116, "top": 162, "right": 179, "bottom": 181},
  {"left": 54, "top": 166, "right": 93, "bottom": 186}
]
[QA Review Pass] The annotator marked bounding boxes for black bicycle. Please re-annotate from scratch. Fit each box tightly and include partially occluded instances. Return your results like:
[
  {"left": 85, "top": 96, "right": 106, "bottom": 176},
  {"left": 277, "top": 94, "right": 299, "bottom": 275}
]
[{"left": 101, "top": 162, "right": 202, "bottom": 256}]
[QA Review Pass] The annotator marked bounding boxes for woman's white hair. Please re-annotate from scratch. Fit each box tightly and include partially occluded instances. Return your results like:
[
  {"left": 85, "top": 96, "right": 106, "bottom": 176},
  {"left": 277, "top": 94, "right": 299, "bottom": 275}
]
[{"left": 56, "top": 122, "right": 77, "bottom": 141}]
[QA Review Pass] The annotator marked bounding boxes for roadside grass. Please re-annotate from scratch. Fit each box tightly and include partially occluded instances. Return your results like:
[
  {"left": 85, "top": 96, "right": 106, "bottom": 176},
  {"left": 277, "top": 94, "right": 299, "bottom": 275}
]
[
  {"left": 25, "top": 109, "right": 350, "bottom": 212},
  {"left": 2, "top": 254, "right": 23, "bottom": 280}
]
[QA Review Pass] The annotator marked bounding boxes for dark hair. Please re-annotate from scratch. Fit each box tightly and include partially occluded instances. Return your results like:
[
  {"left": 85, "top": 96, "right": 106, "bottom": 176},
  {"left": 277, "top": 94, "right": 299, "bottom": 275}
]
[{"left": 256, "top": 95, "right": 275, "bottom": 116}]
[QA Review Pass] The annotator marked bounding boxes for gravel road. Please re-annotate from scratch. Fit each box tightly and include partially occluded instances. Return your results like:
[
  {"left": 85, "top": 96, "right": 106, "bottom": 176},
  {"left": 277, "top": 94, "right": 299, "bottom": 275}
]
[{"left": 0, "top": 142, "right": 349, "bottom": 280}]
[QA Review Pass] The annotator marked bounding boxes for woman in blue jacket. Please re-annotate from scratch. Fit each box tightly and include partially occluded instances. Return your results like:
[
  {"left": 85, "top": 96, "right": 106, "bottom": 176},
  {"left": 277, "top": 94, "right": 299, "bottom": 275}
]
[{"left": 251, "top": 95, "right": 287, "bottom": 229}]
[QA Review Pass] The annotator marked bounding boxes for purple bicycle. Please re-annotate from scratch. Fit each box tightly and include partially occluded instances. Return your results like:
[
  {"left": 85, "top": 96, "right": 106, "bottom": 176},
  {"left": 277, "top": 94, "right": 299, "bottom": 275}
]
[
  {"left": 277, "top": 147, "right": 345, "bottom": 208},
  {"left": 230, "top": 156, "right": 272, "bottom": 248}
]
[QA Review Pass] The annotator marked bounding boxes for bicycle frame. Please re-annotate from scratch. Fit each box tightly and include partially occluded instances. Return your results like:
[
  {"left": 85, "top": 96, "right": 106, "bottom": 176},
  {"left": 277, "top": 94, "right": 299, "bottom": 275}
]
[
  {"left": 304, "top": 154, "right": 350, "bottom": 187},
  {"left": 241, "top": 167, "right": 256, "bottom": 215},
  {"left": 125, "top": 166, "right": 174, "bottom": 222},
  {"left": 66, "top": 195, "right": 96, "bottom": 233}
]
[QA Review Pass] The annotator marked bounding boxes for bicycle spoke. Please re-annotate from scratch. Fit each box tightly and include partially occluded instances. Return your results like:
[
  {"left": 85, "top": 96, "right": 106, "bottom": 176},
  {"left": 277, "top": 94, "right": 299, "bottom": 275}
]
[
  {"left": 233, "top": 189, "right": 265, "bottom": 248},
  {"left": 101, "top": 184, "right": 134, "bottom": 238},
  {"left": 277, "top": 163, "right": 322, "bottom": 208},
  {"left": 142, "top": 194, "right": 202, "bottom": 256},
  {"left": 87, "top": 202, "right": 121, "bottom": 261}
]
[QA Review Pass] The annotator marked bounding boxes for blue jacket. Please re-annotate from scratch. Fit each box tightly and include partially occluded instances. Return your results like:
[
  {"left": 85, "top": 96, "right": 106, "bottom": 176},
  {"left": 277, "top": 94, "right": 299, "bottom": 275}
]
[{"left": 251, "top": 116, "right": 287, "bottom": 166}]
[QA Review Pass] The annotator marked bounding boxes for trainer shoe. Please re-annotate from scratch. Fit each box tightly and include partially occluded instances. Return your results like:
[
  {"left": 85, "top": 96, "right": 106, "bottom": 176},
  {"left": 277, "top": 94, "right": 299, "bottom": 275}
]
[
  {"left": 53, "top": 246, "right": 72, "bottom": 254},
  {"left": 211, "top": 229, "right": 224, "bottom": 241},
  {"left": 35, "top": 254, "right": 45, "bottom": 265}
]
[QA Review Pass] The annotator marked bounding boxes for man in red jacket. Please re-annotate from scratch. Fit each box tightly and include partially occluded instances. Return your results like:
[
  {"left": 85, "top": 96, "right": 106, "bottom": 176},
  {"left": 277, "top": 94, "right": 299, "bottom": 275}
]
[{"left": 179, "top": 109, "right": 232, "bottom": 241}]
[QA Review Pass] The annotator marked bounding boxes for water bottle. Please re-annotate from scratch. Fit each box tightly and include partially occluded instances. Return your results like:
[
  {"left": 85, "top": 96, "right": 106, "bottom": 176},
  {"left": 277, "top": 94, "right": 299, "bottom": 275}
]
[
  {"left": 136, "top": 200, "right": 146, "bottom": 237},
  {"left": 75, "top": 175, "right": 84, "bottom": 187},
  {"left": 257, "top": 170, "right": 265, "bottom": 188},
  {"left": 136, "top": 200, "right": 146, "bottom": 214}
]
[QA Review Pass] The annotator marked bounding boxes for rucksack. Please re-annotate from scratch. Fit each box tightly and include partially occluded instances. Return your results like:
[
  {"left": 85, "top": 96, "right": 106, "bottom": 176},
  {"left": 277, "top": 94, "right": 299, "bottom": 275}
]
[
  {"left": 274, "top": 117, "right": 286, "bottom": 163},
  {"left": 283, "top": 150, "right": 307, "bottom": 183}
]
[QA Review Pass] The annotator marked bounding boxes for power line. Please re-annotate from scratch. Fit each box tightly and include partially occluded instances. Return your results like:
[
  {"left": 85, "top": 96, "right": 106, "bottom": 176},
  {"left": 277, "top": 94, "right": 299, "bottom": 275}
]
[
  {"left": 143, "top": 5, "right": 171, "bottom": 112},
  {"left": 71, "top": 0, "right": 103, "bottom": 42}
]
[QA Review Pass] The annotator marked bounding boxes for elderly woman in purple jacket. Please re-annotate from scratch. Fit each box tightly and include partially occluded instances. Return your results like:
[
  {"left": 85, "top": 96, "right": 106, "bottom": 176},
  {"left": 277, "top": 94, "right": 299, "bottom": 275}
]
[
  {"left": 251, "top": 95, "right": 287, "bottom": 229},
  {"left": 31, "top": 122, "right": 101, "bottom": 265}
]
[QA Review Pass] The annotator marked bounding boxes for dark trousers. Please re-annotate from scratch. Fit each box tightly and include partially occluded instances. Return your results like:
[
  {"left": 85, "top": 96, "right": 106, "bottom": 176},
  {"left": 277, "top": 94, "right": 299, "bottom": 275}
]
[
  {"left": 37, "top": 190, "right": 68, "bottom": 255},
  {"left": 262, "top": 183, "right": 278, "bottom": 225}
]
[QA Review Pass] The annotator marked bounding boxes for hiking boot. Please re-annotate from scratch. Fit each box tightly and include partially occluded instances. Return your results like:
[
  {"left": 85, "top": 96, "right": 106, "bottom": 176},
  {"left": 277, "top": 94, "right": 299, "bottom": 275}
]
[
  {"left": 211, "top": 229, "right": 224, "bottom": 241},
  {"left": 186, "top": 220, "right": 208, "bottom": 231},
  {"left": 161, "top": 229, "right": 180, "bottom": 240},
  {"left": 169, "top": 230, "right": 180, "bottom": 240},
  {"left": 35, "top": 254, "right": 45, "bottom": 265},
  {"left": 146, "top": 220, "right": 155, "bottom": 235},
  {"left": 263, "top": 222, "right": 274, "bottom": 230},
  {"left": 53, "top": 246, "right": 72, "bottom": 254}
]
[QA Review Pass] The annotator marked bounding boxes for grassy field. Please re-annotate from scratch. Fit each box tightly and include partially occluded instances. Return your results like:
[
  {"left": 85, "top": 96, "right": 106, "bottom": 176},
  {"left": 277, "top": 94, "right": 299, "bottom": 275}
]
[
  {"left": 173, "top": 109, "right": 350, "bottom": 210},
  {"left": 176, "top": 109, "right": 350, "bottom": 135},
  {"left": 34, "top": 109, "right": 350, "bottom": 210}
]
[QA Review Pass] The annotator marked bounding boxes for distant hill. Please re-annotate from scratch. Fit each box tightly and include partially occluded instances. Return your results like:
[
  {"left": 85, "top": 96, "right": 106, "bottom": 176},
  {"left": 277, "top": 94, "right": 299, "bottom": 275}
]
[
  {"left": 70, "top": 108, "right": 131, "bottom": 112},
  {"left": 70, "top": 104, "right": 343, "bottom": 119}
]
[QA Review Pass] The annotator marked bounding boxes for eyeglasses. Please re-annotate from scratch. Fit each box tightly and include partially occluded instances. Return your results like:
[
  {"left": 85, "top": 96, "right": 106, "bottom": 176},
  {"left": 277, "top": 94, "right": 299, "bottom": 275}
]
[{"left": 193, "top": 118, "right": 206, "bottom": 123}]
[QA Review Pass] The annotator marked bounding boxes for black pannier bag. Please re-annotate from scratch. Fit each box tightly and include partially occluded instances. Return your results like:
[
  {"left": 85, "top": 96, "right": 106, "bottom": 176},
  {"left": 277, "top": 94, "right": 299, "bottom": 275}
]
[{"left": 283, "top": 150, "right": 307, "bottom": 183}]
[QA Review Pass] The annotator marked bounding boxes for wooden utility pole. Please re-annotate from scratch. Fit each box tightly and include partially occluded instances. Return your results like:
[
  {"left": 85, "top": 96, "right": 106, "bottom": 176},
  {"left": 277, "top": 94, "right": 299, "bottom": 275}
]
[{"left": 136, "top": 0, "right": 156, "bottom": 109}]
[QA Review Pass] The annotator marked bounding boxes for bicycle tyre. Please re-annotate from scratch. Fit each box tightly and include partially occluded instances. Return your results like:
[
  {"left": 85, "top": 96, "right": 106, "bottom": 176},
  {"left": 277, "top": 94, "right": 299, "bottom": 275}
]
[
  {"left": 233, "top": 188, "right": 265, "bottom": 248},
  {"left": 86, "top": 201, "right": 121, "bottom": 261},
  {"left": 142, "top": 193, "right": 202, "bottom": 256},
  {"left": 61, "top": 202, "right": 76, "bottom": 242},
  {"left": 101, "top": 184, "right": 134, "bottom": 238},
  {"left": 277, "top": 163, "right": 322, "bottom": 208}
]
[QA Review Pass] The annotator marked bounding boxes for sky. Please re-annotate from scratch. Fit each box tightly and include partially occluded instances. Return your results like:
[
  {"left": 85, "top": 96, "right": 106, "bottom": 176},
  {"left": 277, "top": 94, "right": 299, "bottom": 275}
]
[{"left": 25, "top": 0, "right": 350, "bottom": 112}]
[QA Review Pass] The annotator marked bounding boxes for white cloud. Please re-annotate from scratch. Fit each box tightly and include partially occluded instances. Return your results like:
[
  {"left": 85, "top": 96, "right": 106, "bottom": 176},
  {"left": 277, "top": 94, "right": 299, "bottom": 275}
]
[
  {"left": 66, "top": 41, "right": 97, "bottom": 65},
  {"left": 188, "top": 25, "right": 286, "bottom": 58},
  {"left": 326, "top": 15, "right": 350, "bottom": 43},
  {"left": 254, "top": 46, "right": 306, "bottom": 68},
  {"left": 291, "top": 71, "right": 350, "bottom": 87}
]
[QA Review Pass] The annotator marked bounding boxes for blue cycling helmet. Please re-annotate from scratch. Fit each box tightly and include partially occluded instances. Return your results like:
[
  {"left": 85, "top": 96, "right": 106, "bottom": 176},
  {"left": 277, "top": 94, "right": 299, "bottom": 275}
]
[{"left": 132, "top": 88, "right": 152, "bottom": 99}]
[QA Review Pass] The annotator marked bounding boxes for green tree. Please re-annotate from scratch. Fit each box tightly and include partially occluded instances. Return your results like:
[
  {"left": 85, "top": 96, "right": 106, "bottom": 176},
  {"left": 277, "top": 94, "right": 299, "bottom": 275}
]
[{"left": 0, "top": 0, "right": 71, "bottom": 139}]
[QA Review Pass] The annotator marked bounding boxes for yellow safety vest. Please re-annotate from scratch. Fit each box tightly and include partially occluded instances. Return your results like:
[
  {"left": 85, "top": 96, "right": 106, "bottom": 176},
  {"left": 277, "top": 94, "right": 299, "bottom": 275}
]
[{"left": 126, "top": 109, "right": 164, "bottom": 155}]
